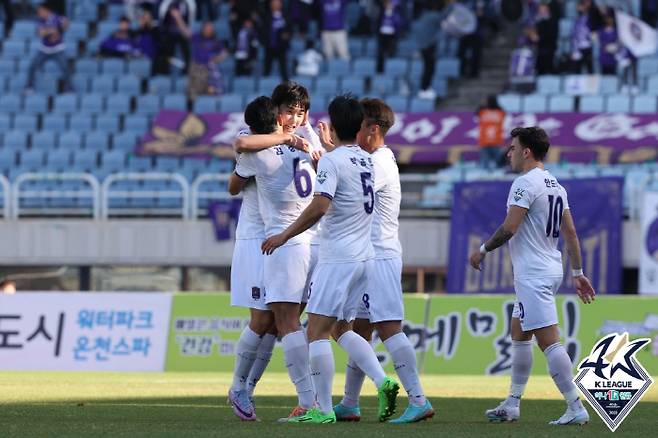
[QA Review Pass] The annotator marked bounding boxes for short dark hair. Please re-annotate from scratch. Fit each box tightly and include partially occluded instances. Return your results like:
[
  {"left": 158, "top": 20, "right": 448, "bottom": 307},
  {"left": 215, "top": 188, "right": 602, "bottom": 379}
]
[
  {"left": 510, "top": 126, "right": 550, "bottom": 161},
  {"left": 244, "top": 96, "right": 278, "bottom": 135},
  {"left": 361, "top": 98, "right": 395, "bottom": 135},
  {"left": 328, "top": 94, "right": 364, "bottom": 142},
  {"left": 271, "top": 81, "right": 310, "bottom": 111},
  {"left": 37, "top": 2, "right": 50, "bottom": 10}
]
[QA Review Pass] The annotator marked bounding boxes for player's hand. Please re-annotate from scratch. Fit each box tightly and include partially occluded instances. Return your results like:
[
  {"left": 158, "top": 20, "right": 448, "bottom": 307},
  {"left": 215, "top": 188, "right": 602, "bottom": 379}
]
[
  {"left": 311, "top": 149, "right": 323, "bottom": 162},
  {"left": 317, "top": 122, "right": 334, "bottom": 151},
  {"left": 469, "top": 251, "right": 485, "bottom": 271},
  {"left": 286, "top": 135, "right": 310, "bottom": 153},
  {"left": 574, "top": 275, "right": 596, "bottom": 304},
  {"left": 261, "top": 233, "right": 287, "bottom": 255}
]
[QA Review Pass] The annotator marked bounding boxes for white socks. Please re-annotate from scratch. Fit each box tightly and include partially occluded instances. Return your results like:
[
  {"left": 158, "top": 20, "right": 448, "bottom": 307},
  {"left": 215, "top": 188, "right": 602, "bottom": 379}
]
[
  {"left": 246, "top": 333, "right": 276, "bottom": 397},
  {"left": 544, "top": 342, "right": 583, "bottom": 410},
  {"left": 341, "top": 359, "right": 365, "bottom": 408},
  {"left": 231, "top": 326, "right": 261, "bottom": 392},
  {"left": 337, "top": 331, "right": 386, "bottom": 387},
  {"left": 309, "top": 339, "right": 335, "bottom": 414},
  {"left": 282, "top": 330, "right": 315, "bottom": 409},
  {"left": 506, "top": 340, "right": 534, "bottom": 407},
  {"left": 384, "top": 333, "right": 426, "bottom": 407}
]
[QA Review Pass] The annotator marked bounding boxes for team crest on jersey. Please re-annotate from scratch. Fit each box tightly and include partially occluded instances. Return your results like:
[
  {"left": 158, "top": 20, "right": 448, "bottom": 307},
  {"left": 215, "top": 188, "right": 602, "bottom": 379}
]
[
  {"left": 317, "top": 170, "right": 328, "bottom": 184},
  {"left": 513, "top": 188, "right": 525, "bottom": 201},
  {"left": 251, "top": 287, "right": 261, "bottom": 300},
  {"left": 574, "top": 332, "right": 653, "bottom": 431}
]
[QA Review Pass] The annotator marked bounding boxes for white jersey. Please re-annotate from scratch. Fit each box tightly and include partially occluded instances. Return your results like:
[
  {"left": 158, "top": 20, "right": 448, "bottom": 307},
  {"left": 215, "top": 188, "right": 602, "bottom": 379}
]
[
  {"left": 235, "top": 144, "right": 315, "bottom": 246},
  {"left": 314, "top": 145, "right": 375, "bottom": 262},
  {"left": 296, "top": 121, "right": 325, "bottom": 244},
  {"left": 507, "top": 167, "right": 570, "bottom": 279},
  {"left": 371, "top": 146, "right": 402, "bottom": 259},
  {"left": 233, "top": 132, "right": 265, "bottom": 240}
]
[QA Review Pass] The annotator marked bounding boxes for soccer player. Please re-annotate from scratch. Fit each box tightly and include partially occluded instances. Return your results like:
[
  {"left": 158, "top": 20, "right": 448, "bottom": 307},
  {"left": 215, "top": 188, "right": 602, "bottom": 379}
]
[
  {"left": 262, "top": 95, "right": 400, "bottom": 424},
  {"left": 468, "top": 127, "right": 595, "bottom": 425},
  {"left": 332, "top": 98, "right": 434, "bottom": 423}
]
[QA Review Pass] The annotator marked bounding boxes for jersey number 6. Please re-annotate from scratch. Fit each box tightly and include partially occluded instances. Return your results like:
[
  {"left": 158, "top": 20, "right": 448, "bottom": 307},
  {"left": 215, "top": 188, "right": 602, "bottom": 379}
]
[
  {"left": 293, "top": 157, "right": 312, "bottom": 197},
  {"left": 361, "top": 172, "right": 374, "bottom": 214}
]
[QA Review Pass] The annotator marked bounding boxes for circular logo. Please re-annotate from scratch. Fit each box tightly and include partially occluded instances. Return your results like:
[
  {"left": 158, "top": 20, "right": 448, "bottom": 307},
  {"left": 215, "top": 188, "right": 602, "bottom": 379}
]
[
  {"left": 647, "top": 218, "right": 658, "bottom": 260},
  {"left": 630, "top": 22, "right": 642, "bottom": 41}
]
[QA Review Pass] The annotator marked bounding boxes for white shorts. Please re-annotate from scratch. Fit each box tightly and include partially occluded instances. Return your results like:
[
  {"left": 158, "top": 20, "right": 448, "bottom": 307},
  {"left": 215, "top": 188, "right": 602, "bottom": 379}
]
[
  {"left": 264, "top": 243, "right": 311, "bottom": 305},
  {"left": 230, "top": 238, "right": 267, "bottom": 311},
  {"left": 304, "top": 244, "right": 319, "bottom": 303},
  {"left": 512, "top": 276, "right": 563, "bottom": 331},
  {"left": 307, "top": 259, "right": 373, "bottom": 322},
  {"left": 356, "top": 257, "right": 404, "bottom": 322}
]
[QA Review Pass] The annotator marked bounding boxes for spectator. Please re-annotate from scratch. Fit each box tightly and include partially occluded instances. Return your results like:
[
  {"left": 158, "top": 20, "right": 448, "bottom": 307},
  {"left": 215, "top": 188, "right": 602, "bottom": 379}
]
[
  {"left": 317, "top": 0, "right": 350, "bottom": 60},
  {"left": 229, "top": 0, "right": 259, "bottom": 39},
  {"left": 296, "top": 39, "right": 323, "bottom": 76},
  {"left": 641, "top": 0, "right": 658, "bottom": 27},
  {"left": 413, "top": 1, "right": 445, "bottom": 99},
  {"left": 376, "top": 0, "right": 403, "bottom": 73},
  {"left": 158, "top": 0, "right": 195, "bottom": 73},
  {"left": 597, "top": 13, "right": 618, "bottom": 75},
  {"left": 124, "top": 0, "right": 157, "bottom": 20},
  {"left": 25, "top": 3, "right": 72, "bottom": 93},
  {"left": 261, "top": 0, "right": 291, "bottom": 80},
  {"left": 1, "top": 0, "right": 14, "bottom": 38},
  {"left": 100, "top": 16, "right": 138, "bottom": 58},
  {"left": 534, "top": 2, "right": 558, "bottom": 75},
  {"left": 476, "top": 95, "right": 505, "bottom": 169},
  {"left": 570, "top": 0, "right": 593, "bottom": 74},
  {"left": 619, "top": 47, "right": 639, "bottom": 94},
  {"left": 0, "top": 279, "right": 16, "bottom": 294},
  {"left": 234, "top": 18, "right": 259, "bottom": 76},
  {"left": 458, "top": 1, "right": 485, "bottom": 78},
  {"left": 196, "top": 0, "right": 218, "bottom": 21},
  {"left": 508, "top": 28, "right": 536, "bottom": 91},
  {"left": 189, "top": 21, "right": 228, "bottom": 99},
  {"left": 134, "top": 6, "right": 163, "bottom": 73},
  {"left": 290, "top": 0, "right": 315, "bottom": 40}
]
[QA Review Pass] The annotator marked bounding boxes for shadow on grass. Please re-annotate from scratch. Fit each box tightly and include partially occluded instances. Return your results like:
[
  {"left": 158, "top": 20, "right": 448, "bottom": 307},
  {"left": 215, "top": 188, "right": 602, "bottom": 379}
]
[{"left": 4, "top": 396, "right": 655, "bottom": 437}]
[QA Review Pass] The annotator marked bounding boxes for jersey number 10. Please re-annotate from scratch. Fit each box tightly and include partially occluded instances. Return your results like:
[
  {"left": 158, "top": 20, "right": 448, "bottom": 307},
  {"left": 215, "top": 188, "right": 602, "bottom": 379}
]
[{"left": 546, "top": 194, "right": 563, "bottom": 238}]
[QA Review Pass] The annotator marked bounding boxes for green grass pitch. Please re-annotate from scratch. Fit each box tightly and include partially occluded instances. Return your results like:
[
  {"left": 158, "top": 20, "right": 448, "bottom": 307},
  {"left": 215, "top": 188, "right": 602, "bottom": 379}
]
[{"left": 2, "top": 372, "right": 656, "bottom": 437}]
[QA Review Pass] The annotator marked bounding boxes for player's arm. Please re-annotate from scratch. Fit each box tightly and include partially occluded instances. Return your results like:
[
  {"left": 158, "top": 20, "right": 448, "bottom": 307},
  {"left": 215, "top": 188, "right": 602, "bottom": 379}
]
[
  {"left": 233, "top": 133, "right": 310, "bottom": 153},
  {"left": 228, "top": 172, "right": 249, "bottom": 195},
  {"left": 261, "top": 195, "right": 330, "bottom": 254},
  {"left": 469, "top": 205, "right": 527, "bottom": 270},
  {"left": 561, "top": 208, "right": 596, "bottom": 304},
  {"left": 229, "top": 153, "right": 256, "bottom": 195}
]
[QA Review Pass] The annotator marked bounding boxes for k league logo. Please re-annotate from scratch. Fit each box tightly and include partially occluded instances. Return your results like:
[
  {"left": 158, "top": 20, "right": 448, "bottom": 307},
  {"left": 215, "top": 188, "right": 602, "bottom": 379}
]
[{"left": 574, "top": 332, "right": 653, "bottom": 432}]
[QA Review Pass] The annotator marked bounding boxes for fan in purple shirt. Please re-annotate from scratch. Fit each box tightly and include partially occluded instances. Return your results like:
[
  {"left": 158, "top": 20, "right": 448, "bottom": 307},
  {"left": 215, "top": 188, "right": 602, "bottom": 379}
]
[{"left": 189, "top": 22, "right": 228, "bottom": 99}]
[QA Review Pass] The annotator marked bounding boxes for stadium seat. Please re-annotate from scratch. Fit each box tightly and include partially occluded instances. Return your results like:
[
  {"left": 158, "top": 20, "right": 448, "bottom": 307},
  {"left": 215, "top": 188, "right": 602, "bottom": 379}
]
[
  {"left": 537, "top": 75, "right": 561, "bottom": 94},
  {"left": 314, "top": 76, "right": 339, "bottom": 96},
  {"left": 638, "top": 57, "right": 658, "bottom": 76},
  {"left": 42, "top": 114, "right": 67, "bottom": 132},
  {"left": 631, "top": 96, "right": 657, "bottom": 113},
  {"left": 82, "top": 131, "right": 109, "bottom": 151},
  {"left": 646, "top": 76, "right": 658, "bottom": 95},
  {"left": 75, "top": 58, "right": 99, "bottom": 75},
  {"left": 13, "top": 114, "right": 38, "bottom": 131},
  {"left": 72, "top": 73, "right": 90, "bottom": 93},
  {"left": 0, "top": 94, "right": 21, "bottom": 112},
  {"left": 53, "top": 93, "right": 78, "bottom": 113},
  {"left": 231, "top": 76, "right": 256, "bottom": 94},
  {"left": 410, "top": 97, "right": 434, "bottom": 112},
  {"left": 327, "top": 59, "right": 350, "bottom": 76},
  {"left": 290, "top": 75, "right": 313, "bottom": 91},
  {"left": 599, "top": 76, "right": 619, "bottom": 94},
  {"left": 106, "top": 94, "right": 132, "bottom": 115},
  {"left": 0, "top": 60, "right": 15, "bottom": 76},
  {"left": 101, "top": 150, "right": 128, "bottom": 168},
  {"left": 0, "top": 114, "right": 11, "bottom": 131},
  {"left": 370, "top": 75, "right": 396, "bottom": 95},
  {"left": 67, "top": 21, "right": 88, "bottom": 40},
  {"left": 113, "top": 132, "right": 139, "bottom": 151},
  {"left": 154, "top": 156, "right": 181, "bottom": 172},
  {"left": 384, "top": 58, "right": 408, "bottom": 77},
  {"left": 163, "top": 94, "right": 187, "bottom": 111},
  {"left": 548, "top": 95, "right": 574, "bottom": 112},
  {"left": 498, "top": 94, "right": 522, "bottom": 112},
  {"left": 72, "top": 149, "right": 98, "bottom": 171},
  {"left": 387, "top": 96, "right": 409, "bottom": 112},
  {"left": 128, "top": 58, "right": 151, "bottom": 77},
  {"left": 522, "top": 94, "right": 547, "bottom": 112},
  {"left": 34, "top": 75, "right": 58, "bottom": 95},
  {"left": 69, "top": 114, "right": 94, "bottom": 132},
  {"left": 136, "top": 95, "right": 162, "bottom": 116},
  {"left": 80, "top": 94, "right": 106, "bottom": 114},
  {"left": 23, "top": 94, "right": 49, "bottom": 114},
  {"left": 46, "top": 150, "right": 72, "bottom": 170},
  {"left": 340, "top": 78, "right": 365, "bottom": 95},
  {"left": 174, "top": 76, "right": 188, "bottom": 94},
  {"left": 0, "top": 149, "right": 17, "bottom": 168},
  {"left": 59, "top": 131, "right": 83, "bottom": 149},
  {"left": 32, "top": 131, "right": 57, "bottom": 150},
  {"left": 436, "top": 58, "right": 460, "bottom": 78},
  {"left": 218, "top": 94, "right": 243, "bottom": 112},
  {"left": 116, "top": 75, "right": 141, "bottom": 96},
  {"left": 127, "top": 156, "right": 153, "bottom": 172},
  {"left": 91, "top": 75, "right": 116, "bottom": 94},
  {"left": 352, "top": 58, "right": 376, "bottom": 77},
  {"left": 97, "top": 21, "right": 117, "bottom": 39},
  {"left": 2, "top": 40, "right": 26, "bottom": 58},
  {"left": 124, "top": 115, "right": 149, "bottom": 133},
  {"left": 348, "top": 38, "right": 363, "bottom": 57},
  {"left": 257, "top": 76, "right": 280, "bottom": 95},
  {"left": 101, "top": 58, "right": 125, "bottom": 76},
  {"left": 193, "top": 96, "right": 218, "bottom": 113},
  {"left": 579, "top": 95, "right": 604, "bottom": 112},
  {"left": 20, "top": 149, "right": 45, "bottom": 168},
  {"left": 94, "top": 114, "right": 121, "bottom": 134},
  {"left": 148, "top": 76, "right": 173, "bottom": 95},
  {"left": 3, "top": 130, "right": 28, "bottom": 149},
  {"left": 606, "top": 95, "right": 631, "bottom": 113}
]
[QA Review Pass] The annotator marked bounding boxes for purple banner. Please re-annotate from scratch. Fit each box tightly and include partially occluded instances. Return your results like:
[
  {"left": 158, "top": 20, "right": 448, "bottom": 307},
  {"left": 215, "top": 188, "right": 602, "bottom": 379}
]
[
  {"left": 208, "top": 199, "right": 241, "bottom": 240},
  {"left": 446, "top": 178, "right": 623, "bottom": 294},
  {"left": 139, "top": 110, "right": 658, "bottom": 165}
]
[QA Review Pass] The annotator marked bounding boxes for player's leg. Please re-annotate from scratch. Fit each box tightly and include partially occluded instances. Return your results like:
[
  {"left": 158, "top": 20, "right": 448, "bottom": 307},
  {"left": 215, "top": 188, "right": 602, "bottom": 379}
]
[
  {"left": 334, "top": 318, "right": 371, "bottom": 421},
  {"left": 245, "top": 322, "right": 277, "bottom": 398},
  {"left": 304, "top": 312, "right": 339, "bottom": 421}
]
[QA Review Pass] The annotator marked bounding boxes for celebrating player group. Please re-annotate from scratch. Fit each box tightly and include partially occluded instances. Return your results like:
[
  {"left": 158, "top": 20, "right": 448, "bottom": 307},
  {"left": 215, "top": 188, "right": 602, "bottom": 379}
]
[{"left": 225, "top": 81, "right": 596, "bottom": 426}]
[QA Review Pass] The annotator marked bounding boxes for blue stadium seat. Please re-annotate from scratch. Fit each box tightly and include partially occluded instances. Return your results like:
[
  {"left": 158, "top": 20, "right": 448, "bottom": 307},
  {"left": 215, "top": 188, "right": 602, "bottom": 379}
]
[
  {"left": 136, "top": 95, "right": 162, "bottom": 116},
  {"left": 94, "top": 114, "right": 121, "bottom": 134},
  {"left": 84, "top": 131, "right": 110, "bottom": 150},
  {"left": 116, "top": 75, "right": 141, "bottom": 96},
  {"left": 5, "top": 73, "right": 27, "bottom": 93},
  {"left": 548, "top": 95, "right": 574, "bottom": 112},
  {"left": 106, "top": 94, "right": 132, "bottom": 115},
  {"left": 600, "top": 76, "right": 619, "bottom": 94},
  {"left": 0, "top": 149, "right": 17, "bottom": 168},
  {"left": 370, "top": 75, "right": 396, "bottom": 95},
  {"left": 91, "top": 75, "right": 116, "bottom": 94},
  {"left": 387, "top": 96, "right": 409, "bottom": 112},
  {"left": 606, "top": 95, "right": 631, "bottom": 113},
  {"left": 2, "top": 40, "right": 26, "bottom": 58},
  {"left": 113, "top": 132, "right": 138, "bottom": 151},
  {"left": 75, "top": 58, "right": 99, "bottom": 75},
  {"left": 0, "top": 114, "right": 11, "bottom": 131},
  {"left": 522, "top": 94, "right": 547, "bottom": 112},
  {"left": 128, "top": 58, "right": 151, "bottom": 77},
  {"left": 498, "top": 94, "right": 521, "bottom": 112},
  {"left": 80, "top": 94, "right": 106, "bottom": 114},
  {"left": 97, "top": 21, "right": 117, "bottom": 39},
  {"left": 638, "top": 57, "right": 658, "bottom": 76},
  {"left": 23, "top": 94, "right": 49, "bottom": 114},
  {"left": 72, "top": 73, "right": 90, "bottom": 93},
  {"left": 314, "top": 76, "right": 339, "bottom": 96},
  {"left": 436, "top": 58, "right": 460, "bottom": 78},
  {"left": 46, "top": 150, "right": 72, "bottom": 170},
  {"left": 13, "top": 114, "right": 37, "bottom": 131},
  {"left": 163, "top": 94, "right": 187, "bottom": 111},
  {"left": 67, "top": 21, "right": 88, "bottom": 40},
  {"left": 363, "top": 38, "right": 377, "bottom": 57},
  {"left": 69, "top": 114, "right": 93, "bottom": 132},
  {"left": 580, "top": 95, "right": 604, "bottom": 112},
  {"left": 0, "top": 59, "right": 15, "bottom": 75},
  {"left": 125, "top": 115, "right": 149, "bottom": 133},
  {"left": 409, "top": 97, "right": 433, "bottom": 112},
  {"left": 646, "top": 76, "right": 658, "bottom": 95},
  {"left": 34, "top": 75, "right": 58, "bottom": 95},
  {"left": 53, "top": 93, "right": 78, "bottom": 113},
  {"left": 32, "top": 131, "right": 57, "bottom": 150},
  {"left": 352, "top": 58, "right": 376, "bottom": 77},
  {"left": 231, "top": 76, "right": 256, "bottom": 94},
  {"left": 101, "top": 58, "right": 125, "bottom": 76},
  {"left": 327, "top": 59, "right": 350, "bottom": 76},
  {"left": 42, "top": 114, "right": 67, "bottom": 133},
  {"left": 4, "top": 130, "right": 28, "bottom": 149},
  {"left": 218, "top": 94, "right": 243, "bottom": 112},
  {"left": 193, "top": 96, "right": 218, "bottom": 113},
  {"left": 20, "top": 149, "right": 45, "bottom": 168},
  {"left": 340, "top": 78, "right": 365, "bottom": 95},
  {"left": 148, "top": 76, "right": 173, "bottom": 95},
  {"left": 154, "top": 156, "right": 181, "bottom": 172},
  {"left": 101, "top": 150, "right": 128, "bottom": 168},
  {"left": 631, "top": 96, "right": 657, "bottom": 113},
  {"left": 257, "top": 76, "right": 280, "bottom": 94},
  {"left": 290, "top": 75, "right": 313, "bottom": 91},
  {"left": 0, "top": 94, "right": 21, "bottom": 112},
  {"left": 59, "top": 131, "right": 83, "bottom": 149},
  {"left": 127, "top": 156, "right": 153, "bottom": 171},
  {"left": 537, "top": 75, "right": 561, "bottom": 94},
  {"left": 72, "top": 149, "right": 98, "bottom": 171},
  {"left": 384, "top": 58, "right": 408, "bottom": 77},
  {"left": 10, "top": 20, "right": 36, "bottom": 39},
  {"left": 174, "top": 77, "right": 188, "bottom": 94}
]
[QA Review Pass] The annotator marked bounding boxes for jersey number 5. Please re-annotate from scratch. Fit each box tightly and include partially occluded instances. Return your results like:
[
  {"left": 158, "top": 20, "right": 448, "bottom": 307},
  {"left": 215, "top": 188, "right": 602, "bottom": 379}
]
[
  {"left": 546, "top": 195, "right": 564, "bottom": 238},
  {"left": 293, "top": 157, "right": 312, "bottom": 197},
  {"left": 361, "top": 172, "right": 374, "bottom": 214}
]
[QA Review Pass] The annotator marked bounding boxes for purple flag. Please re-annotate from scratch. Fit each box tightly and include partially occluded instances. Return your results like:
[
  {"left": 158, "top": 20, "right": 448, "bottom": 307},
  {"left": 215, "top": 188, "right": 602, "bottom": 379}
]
[{"left": 208, "top": 199, "right": 239, "bottom": 240}]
